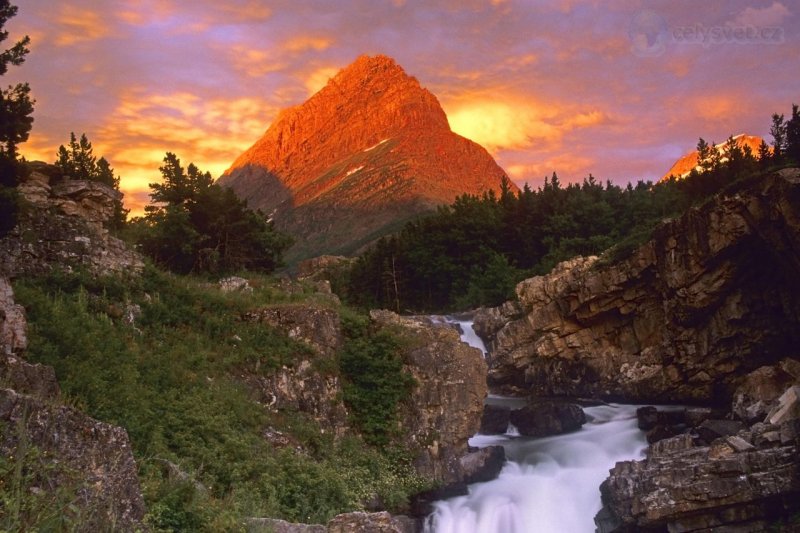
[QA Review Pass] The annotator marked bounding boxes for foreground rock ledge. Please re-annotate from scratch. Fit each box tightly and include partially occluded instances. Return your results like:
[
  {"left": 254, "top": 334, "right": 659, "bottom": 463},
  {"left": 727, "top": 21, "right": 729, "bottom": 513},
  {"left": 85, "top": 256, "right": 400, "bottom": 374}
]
[{"left": 596, "top": 433, "right": 800, "bottom": 532}]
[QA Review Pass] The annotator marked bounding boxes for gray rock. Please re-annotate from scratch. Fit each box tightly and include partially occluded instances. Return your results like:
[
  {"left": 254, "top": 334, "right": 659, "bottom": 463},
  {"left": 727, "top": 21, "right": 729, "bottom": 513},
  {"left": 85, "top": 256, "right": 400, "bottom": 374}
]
[
  {"left": 597, "top": 441, "right": 800, "bottom": 532},
  {"left": 695, "top": 419, "right": 745, "bottom": 444},
  {"left": 459, "top": 445, "right": 505, "bottom": 484},
  {"left": 767, "top": 385, "right": 800, "bottom": 425},
  {"left": 219, "top": 276, "right": 253, "bottom": 293},
  {"left": 733, "top": 362, "right": 798, "bottom": 423},
  {"left": 479, "top": 404, "right": 511, "bottom": 434},
  {"left": 0, "top": 388, "right": 146, "bottom": 531},
  {"left": 246, "top": 517, "right": 326, "bottom": 533},
  {"left": 328, "top": 511, "right": 415, "bottom": 533},
  {"left": 509, "top": 401, "right": 586, "bottom": 437},
  {"left": 0, "top": 278, "right": 27, "bottom": 355}
]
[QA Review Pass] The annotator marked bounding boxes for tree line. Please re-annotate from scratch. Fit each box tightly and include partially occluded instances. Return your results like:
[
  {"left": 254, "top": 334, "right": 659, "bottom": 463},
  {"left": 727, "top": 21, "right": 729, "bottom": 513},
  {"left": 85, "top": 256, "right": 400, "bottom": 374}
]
[{"left": 342, "top": 106, "right": 800, "bottom": 312}]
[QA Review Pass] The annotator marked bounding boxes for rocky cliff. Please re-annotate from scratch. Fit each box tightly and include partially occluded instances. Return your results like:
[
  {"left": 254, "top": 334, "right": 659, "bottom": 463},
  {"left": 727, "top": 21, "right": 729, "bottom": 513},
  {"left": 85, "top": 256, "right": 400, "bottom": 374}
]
[
  {"left": 0, "top": 163, "right": 143, "bottom": 278},
  {"left": 219, "top": 54, "right": 512, "bottom": 263},
  {"left": 0, "top": 278, "right": 146, "bottom": 531},
  {"left": 475, "top": 168, "right": 800, "bottom": 404}
]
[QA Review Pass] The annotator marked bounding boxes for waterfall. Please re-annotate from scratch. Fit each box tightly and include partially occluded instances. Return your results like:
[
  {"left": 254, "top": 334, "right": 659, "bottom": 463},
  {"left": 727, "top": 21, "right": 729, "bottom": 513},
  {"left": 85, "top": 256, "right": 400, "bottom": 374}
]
[{"left": 426, "top": 317, "right": 648, "bottom": 533}]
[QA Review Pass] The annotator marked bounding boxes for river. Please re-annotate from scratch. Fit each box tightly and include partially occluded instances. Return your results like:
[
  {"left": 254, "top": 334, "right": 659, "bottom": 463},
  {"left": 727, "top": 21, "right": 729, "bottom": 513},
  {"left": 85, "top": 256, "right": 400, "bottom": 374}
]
[{"left": 424, "top": 318, "right": 648, "bottom": 533}]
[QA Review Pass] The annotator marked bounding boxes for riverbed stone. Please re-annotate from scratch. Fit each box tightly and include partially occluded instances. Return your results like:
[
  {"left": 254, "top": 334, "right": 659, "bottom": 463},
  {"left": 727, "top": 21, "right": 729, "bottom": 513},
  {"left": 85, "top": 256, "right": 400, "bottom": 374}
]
[
  {"left": 479, "top": 404, "right": 511, "bottom": 434},
  {"left": 508, "top": 401, "right": 586, "bottom": 437}
]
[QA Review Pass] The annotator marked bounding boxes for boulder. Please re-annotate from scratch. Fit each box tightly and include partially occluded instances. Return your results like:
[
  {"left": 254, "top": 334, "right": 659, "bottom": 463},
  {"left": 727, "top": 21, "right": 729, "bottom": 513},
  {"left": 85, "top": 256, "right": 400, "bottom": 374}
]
[
  {"left": 0, "top": 278, "right": 27, "bottom": 355},
  {"left": 479, "top": 404, "right": 511, "bottom": 435},
  {"left": 635, "top": 406, "right": 659, "bottom": 430},
  {"left": 246, "top": 517, "right": 326, "bottom": 533},
  {"left": 219, "top": 276, "right": 253, "bottom": 293},
  {"left": 458, "top": 445, "right": 505, "bottom": 484},
  {"left": 768, "top": 385, "right": 800, "bottom": 425},
  {"left": 245, "top": 304, "right": 343, "bottom": 357},
  {"left": 1, "top": 164, "right": 144, "bottom": 278},
  {"left": 508, "top": 401, "right": 586, "bottom": 437}
]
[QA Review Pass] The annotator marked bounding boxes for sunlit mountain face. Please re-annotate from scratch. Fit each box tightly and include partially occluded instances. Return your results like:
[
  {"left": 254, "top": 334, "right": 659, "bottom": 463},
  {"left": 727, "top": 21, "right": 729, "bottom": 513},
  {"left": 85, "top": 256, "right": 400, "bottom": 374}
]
[{"left": 220, "top": 55, "right": 512, "bottom": 264}]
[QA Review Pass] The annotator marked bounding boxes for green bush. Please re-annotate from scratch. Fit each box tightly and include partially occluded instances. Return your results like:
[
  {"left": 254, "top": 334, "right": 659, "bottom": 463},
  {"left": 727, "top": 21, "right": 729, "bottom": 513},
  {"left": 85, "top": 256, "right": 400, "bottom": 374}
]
[{"left": 339, "top": 314, "right": 415, "bottom": 447}]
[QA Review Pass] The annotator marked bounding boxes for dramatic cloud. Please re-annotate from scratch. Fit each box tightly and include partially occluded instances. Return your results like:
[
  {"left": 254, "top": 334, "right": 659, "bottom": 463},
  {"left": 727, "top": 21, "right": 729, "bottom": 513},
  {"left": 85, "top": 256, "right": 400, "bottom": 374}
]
[{"left": 6, "top": 0, "right": 799, "bottom": 215}]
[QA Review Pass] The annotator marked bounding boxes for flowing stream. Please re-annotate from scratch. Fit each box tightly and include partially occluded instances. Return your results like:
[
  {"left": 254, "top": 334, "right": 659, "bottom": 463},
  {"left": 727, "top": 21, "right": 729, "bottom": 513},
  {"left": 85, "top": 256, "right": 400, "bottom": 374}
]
[{"left": 424, "top": 318, "right": 648, "bottom": 533}]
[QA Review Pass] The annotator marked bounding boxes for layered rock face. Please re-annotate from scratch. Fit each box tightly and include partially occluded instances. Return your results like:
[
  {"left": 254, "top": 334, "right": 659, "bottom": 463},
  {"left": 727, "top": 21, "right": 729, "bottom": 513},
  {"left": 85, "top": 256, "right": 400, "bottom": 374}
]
[
  {"left": 0, "top": 278, "right": 146, "bottom": 530},
  {"left": 597, "top": 361, "right": 800, "bottom": 532},
  {"left": 220, "top": 54, "right": 512, "bottom": 263},
  {"left": 476, "top": 169, "right": 800, "bottom": 404},
  {"left": 660, "top": 134, "right": 765, "bottom": 181},
  {"left": 0, "top": 163, "right": 144, "bottom": 278}
]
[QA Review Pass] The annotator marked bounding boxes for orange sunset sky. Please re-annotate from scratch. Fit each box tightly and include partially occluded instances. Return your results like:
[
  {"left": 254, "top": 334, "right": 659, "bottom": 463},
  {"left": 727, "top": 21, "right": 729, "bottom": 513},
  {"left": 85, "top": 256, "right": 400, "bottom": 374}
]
[{"left": 5, "top": 0, "right": 799, "bottom": 215}]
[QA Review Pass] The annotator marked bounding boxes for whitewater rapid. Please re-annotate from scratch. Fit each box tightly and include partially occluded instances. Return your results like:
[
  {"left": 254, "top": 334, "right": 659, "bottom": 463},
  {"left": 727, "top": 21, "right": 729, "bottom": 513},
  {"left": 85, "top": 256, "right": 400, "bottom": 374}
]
[{"left": 425, "top": 318, "right": 648, "bottom": 533}]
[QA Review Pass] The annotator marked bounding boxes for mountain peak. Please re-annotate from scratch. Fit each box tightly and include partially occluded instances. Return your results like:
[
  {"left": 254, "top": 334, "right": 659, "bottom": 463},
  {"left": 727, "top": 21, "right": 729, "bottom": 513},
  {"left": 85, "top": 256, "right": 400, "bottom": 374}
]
[{"left": 220, "top": 54, "right": 512, "bottom": 264}]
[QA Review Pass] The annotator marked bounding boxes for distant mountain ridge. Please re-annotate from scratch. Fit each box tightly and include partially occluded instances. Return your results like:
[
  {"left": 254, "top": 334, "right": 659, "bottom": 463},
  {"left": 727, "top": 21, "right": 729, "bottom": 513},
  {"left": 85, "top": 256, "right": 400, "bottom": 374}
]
[
  {"left": 660, "top": 134, "right": 765, "bottom": 181},
  {"left": 219, "top": 54, "right": 513, "bottom": 264}
]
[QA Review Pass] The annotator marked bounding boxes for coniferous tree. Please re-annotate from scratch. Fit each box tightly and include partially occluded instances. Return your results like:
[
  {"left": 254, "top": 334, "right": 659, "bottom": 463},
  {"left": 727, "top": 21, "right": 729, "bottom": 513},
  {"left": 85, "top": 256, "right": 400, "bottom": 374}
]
[
  {"left": 139, "top": 152, "right": 291, "bottom": 274},
  {"left": 696, "top": 138, "right": 712, "bottom": 172},
  {"left": 786, "top": 104, "right": 800, "bottom": 163},
  {"left": 757, "top": 139, "right": 771, "bottom": 169},
  {"left": 770, "top": 113, "right": 787, "bottom": 161},
  {"left": 0, "top": 0, "right": 33, "bottom": 236}
]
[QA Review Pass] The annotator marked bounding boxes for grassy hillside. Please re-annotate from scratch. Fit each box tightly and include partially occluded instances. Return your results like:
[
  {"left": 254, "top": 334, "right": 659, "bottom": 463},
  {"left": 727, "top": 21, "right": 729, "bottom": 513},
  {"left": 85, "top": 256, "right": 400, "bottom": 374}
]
[{"left": 12, "top": 266, "right": 427, "bottom": 531}]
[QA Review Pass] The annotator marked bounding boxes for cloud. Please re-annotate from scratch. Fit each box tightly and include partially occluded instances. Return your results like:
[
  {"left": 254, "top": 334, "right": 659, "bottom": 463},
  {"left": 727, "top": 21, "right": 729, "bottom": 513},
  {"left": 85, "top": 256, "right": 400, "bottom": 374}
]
[
  {"left": 52, "top": 6, "right": 112, "bottom": 46},
  {"left": 445, "top": 98, "right": 561, "bottom": 153},
  {"left": 730, "top": 1, "right": 791, "bottom": 28},
  {"left": 284, "top": 36, "right": 333, "bottom": 53},
  {"left": 304, "top": 66, "right": 340, "bottom": 96},
  {"left": 83, "top": 90, "right": 277, "bottom": 215}
]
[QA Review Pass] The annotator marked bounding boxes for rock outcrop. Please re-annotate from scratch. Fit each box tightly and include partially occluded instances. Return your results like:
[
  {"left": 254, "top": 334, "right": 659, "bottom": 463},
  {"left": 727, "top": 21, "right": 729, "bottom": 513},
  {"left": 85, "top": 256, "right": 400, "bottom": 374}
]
[
  {"left": 369, "top": 311, "right": 488, "bottom": 487},
  {"left": 0, "top": 277, "right": 146, "bottom": 530},
  {"left": 220, "top": 54, "right": 513, "bottom": 263},
  {"left": 596, "top": 394, "right": 800, "bottom": 532},
  {"left": 242, "top": 304, "right": 348, "bottom": 435},
  {"left": 0, "top": 163, "right": 144, "bottom": 278},
  {"left": 477, "top": 169, "right": 800, "bottom": 404}
]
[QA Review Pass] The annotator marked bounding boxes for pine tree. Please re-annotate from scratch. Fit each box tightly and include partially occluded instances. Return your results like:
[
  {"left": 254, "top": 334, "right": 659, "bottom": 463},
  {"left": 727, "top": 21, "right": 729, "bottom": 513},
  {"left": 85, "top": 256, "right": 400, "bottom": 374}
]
[
  {"left": 786, "top": 104, "right": 800, "bottom": 163},
  {"left": 0, "top": 0, "right": 33, "bottom": 236},
  {"left": 770, "top": 113, "right": 786, "bottom": 161},
  {"left": 696, "top": 138, "right": 712, "bottom": 172},
  {"left": 55, "top": 132, "right": 128, "bottom": 228}
]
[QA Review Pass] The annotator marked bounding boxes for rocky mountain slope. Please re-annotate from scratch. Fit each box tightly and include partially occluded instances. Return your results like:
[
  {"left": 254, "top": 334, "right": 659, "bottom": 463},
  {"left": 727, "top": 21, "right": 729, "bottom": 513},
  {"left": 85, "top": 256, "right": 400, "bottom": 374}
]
[
  {"left": 661, "top": 134, "right": 765, "bottom": 181},
  {"left": 475, "top": 168, "right": 800, "bottom": 404},
  {"left": 219, "top": 54, "right": 512, "bottom": 264}
]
